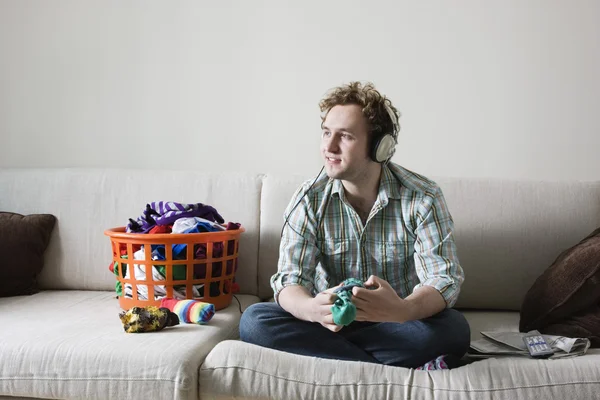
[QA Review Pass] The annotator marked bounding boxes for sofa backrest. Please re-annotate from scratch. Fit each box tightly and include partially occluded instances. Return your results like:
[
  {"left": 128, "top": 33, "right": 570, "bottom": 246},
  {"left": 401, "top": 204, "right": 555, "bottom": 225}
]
[
  {"left": 0, "top": 169, "right": 263, "bottom": 296},
  {"left": 2, "top": 168, "right": 600, "bottom": 311},
  {"left": 259, "top": 174, "right": 600, "bottom": 310}
]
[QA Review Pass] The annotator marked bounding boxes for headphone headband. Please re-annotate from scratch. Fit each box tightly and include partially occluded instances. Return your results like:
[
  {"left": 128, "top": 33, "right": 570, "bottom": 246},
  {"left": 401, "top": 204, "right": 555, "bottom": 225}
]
[{"left": 383, "top": 101, "right": 399, "bottom": 138}]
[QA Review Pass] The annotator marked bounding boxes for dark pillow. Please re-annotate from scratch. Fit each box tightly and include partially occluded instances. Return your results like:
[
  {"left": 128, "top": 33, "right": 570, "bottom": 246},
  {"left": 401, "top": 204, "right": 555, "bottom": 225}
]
[
  {"left": 0, "top": 212, "right": 57, "bottom": 297},
  {"left": 520, "top": 227, "right": 600, "bottom": 345}
]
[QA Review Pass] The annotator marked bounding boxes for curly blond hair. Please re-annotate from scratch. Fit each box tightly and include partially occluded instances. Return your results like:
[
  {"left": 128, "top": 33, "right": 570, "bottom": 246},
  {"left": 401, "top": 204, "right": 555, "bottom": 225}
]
[{"left": 319, "top": 81, "right": 401, "bottom": 143}]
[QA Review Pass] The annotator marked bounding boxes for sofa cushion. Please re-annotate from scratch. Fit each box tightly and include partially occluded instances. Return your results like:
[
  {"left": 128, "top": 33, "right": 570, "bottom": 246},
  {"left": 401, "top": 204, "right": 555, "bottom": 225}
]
[
  {"left": 519, "top": 227, "right": 600, "bottom": 345},
  {"left": 0, "top": 169, "right": 263, "bottom": 296},
  {"left": 0, "top": 212, "right": 56, "bottom": 297},
  {"left": 260, "top": 175, "right": 600, "bottom": 308},
  {"left": 462, "top": 310, "right": 520, "bottom": 341},
  {"left": 0, "top": 291, "right": 259, "bottom": 400},
  {"left": 200, "top": 340, "right": 600, "bottom": 400}
]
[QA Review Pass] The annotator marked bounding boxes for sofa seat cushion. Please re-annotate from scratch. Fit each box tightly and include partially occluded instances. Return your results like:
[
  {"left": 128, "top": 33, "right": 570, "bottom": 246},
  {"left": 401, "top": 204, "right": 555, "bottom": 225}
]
[
  {"left": 0, "top": 290, "right": 259, "bottom": 400},
  {"left": 200, "top": 340, "right": 600, "bottom": 400}
]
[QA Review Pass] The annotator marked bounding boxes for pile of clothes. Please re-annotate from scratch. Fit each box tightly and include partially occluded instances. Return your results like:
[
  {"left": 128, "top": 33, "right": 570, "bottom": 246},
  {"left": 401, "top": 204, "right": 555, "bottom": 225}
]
[
  {"left": 109, "top": 201, "right": 241, "bottom": 300},
  {"left": 118, "top": 298, "right": 216, "bottom": 334}
]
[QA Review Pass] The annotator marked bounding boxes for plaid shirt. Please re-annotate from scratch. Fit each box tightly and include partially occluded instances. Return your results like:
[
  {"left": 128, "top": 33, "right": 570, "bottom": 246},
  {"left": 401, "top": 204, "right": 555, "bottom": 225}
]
[{"left": 271, "top": 163, "right": 464, "bottom": 308}]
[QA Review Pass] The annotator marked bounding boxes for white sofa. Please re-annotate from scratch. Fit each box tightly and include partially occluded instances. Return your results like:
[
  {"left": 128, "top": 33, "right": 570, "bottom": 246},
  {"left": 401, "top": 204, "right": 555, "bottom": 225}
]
[{"left": 1, "top": 168, "right": 599, "bottom": 400}]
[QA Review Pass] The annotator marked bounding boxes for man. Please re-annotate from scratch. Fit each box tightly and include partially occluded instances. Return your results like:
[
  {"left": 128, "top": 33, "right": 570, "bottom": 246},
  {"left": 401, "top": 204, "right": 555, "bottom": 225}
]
[{"left": 240, "top": 82, "right": 470, "bottom": 369}]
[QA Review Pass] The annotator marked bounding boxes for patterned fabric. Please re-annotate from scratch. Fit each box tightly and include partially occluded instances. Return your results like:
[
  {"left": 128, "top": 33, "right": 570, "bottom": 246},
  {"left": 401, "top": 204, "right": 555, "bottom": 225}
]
[
  {"left": 127, "top": 202, "right": 224, "bottom": 233},
  {"left": 161, "top": 298, "right": 215, "bottom": 324},
  {"left": 416, "top": 354, "right": 449, "bottom": 370},
  {"left": 271, "top": 162, "right": 464, "bottom": 307},
  {"left": 119, "top": 306, "right": 180, "bottom": 333}
]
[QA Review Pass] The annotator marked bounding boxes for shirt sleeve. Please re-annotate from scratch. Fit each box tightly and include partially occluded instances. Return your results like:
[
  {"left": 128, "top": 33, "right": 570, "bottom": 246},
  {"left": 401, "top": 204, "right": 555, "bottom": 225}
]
[
  {"left": 412, "top": 186, "right": 465, "bottom": 308},
  {"left": 270, "top": 185, "right": 321, "bottom": 304}
]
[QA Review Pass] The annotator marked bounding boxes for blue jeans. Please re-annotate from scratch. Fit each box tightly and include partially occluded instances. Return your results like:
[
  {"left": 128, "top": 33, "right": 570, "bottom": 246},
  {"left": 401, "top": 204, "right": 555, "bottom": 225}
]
[{"left": 239, "top": 302, "right": 471, "bottom": 368}]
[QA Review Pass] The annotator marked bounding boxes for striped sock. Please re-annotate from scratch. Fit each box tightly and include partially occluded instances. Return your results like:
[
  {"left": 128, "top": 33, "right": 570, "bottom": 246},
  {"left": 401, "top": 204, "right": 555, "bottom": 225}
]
[{"left": 160, "top": 298, "right": 215, "bottom": 324}]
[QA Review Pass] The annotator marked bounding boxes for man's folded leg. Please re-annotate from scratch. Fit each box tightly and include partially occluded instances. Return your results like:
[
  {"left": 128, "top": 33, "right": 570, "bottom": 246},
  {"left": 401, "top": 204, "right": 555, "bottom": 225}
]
[
  {"left": 339, "top": 308, "right": 471, "bottom": 368},
  {"left": 239, "top": 302, "right": 378, "bottom": 363}
]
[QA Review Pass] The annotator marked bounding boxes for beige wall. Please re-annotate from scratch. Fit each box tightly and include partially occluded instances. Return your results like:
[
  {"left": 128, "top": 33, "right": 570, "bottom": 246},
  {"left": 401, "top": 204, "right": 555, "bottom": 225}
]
[{"left": 1, "top": 0, "right": 599, "bottom": 181}]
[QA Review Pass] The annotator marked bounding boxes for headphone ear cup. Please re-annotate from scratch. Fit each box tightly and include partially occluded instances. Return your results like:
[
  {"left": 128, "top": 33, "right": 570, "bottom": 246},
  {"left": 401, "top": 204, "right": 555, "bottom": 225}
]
[{"left": 372, "top": 134, "right": 396, "bottom": 163}]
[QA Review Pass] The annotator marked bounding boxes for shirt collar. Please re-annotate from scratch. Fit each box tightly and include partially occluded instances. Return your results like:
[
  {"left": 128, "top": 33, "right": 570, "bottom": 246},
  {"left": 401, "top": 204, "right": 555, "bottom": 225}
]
[
  {"left": 379, "top": 163, "right": 403, "bottom": 200},
  {"left": 331, "top": 178, "right": 344, "bottom": 197},
  {"left": 329, "top": 163, "right": 402, "bottom": 203}
]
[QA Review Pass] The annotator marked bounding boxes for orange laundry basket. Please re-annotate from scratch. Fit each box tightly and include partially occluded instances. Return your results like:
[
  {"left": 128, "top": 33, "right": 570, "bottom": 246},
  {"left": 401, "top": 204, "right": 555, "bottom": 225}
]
[{"left": 104, "top": 226, "right": 244, "bottom": 311}]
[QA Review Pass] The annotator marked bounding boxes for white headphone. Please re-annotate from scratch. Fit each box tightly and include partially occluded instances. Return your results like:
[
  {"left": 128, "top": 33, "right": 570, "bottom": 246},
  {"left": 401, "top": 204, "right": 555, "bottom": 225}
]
[{"left": 371, "top": 102, "right": 399, "bottom": 163}]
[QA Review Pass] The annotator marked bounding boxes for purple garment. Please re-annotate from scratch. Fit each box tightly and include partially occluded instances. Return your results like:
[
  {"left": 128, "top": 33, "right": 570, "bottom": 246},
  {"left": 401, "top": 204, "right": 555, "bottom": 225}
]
[{"left": 127, "top": 201, "right": 224, "bottom": 233}]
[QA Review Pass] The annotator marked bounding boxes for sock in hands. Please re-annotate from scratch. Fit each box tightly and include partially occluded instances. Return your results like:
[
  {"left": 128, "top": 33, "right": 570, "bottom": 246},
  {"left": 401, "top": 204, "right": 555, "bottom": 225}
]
[{"left": 331, "top": 278, "right": 364, "bottom": 326}]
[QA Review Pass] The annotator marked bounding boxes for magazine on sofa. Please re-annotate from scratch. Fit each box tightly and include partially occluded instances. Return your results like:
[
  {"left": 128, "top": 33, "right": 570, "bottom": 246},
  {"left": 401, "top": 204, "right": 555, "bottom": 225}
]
[{"left": 468, "top": 330, "right": 591, "bottom": 359}]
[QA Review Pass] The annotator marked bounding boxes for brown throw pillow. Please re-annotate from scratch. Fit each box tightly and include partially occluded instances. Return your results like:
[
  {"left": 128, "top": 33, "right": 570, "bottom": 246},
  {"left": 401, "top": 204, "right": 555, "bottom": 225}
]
[
  {"left": 0, "top": 212, "right": 57, "bottom": 297},
  {"left": 520, "top": 227, "right": 600, "bottom": 346}
]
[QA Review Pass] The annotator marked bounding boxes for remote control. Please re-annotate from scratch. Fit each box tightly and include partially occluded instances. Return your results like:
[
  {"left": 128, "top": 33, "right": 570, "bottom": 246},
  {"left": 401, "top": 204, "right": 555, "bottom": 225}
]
[{"left": 523, "top": 333, "right": 554, "bottom": 358}]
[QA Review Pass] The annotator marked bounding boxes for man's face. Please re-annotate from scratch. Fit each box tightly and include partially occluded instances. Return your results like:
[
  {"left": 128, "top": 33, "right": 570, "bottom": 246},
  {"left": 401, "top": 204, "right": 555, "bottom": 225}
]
[{"left": 321, "top": 104, "right": 372, "bottom": 181}]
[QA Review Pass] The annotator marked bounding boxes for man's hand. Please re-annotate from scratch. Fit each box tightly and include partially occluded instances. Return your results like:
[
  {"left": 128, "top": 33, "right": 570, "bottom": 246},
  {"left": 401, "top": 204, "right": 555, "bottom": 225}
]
[
  {"left": 308, "top": 286, "right": 343, "bottom": 332},
  {"left": 352, "top": 275, "right": 413, "bottom": 323},
  {"left": 278, "top": 284, "right": 344, "bottom": 331}
]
